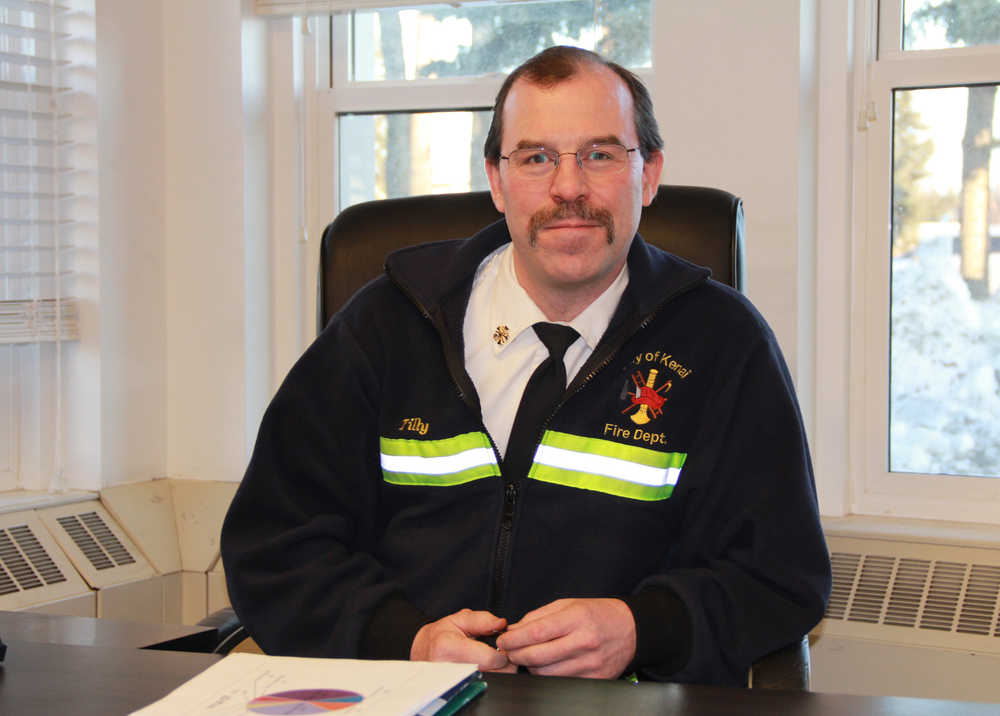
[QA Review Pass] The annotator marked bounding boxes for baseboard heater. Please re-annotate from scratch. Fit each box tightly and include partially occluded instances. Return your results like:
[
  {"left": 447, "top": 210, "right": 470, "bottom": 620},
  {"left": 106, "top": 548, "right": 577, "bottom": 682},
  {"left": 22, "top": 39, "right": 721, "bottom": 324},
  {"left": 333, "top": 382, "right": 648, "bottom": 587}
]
[{"left": 818, "top": 518, "right": 1000, "bottom": 654}]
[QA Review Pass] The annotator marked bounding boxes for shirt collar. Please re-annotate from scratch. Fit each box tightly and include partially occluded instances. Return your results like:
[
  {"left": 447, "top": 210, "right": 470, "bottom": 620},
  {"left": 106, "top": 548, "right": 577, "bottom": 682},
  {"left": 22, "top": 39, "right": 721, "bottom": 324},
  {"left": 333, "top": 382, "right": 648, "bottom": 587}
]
[{"left": 487, "top": 244, "right": 629, "bottom": 355}]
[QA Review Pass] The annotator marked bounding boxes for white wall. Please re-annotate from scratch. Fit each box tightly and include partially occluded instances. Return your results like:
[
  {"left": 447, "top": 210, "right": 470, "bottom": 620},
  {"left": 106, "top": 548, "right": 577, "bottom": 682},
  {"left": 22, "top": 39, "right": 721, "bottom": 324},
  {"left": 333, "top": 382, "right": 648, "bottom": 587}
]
[
  {"left": 653, "top": 0, "right": 814, "bottom": 380},
  {"left": 652, "top": 1, "right": 849, "bottom": 514},
  {"left": 89, "top": 0, "right": 247, "bottom": 488},
  {"left": 162, "top": 1, "right": 247, "bottom": 482},
  {"left": 92, "top": 0, "right": 169, "bottom": 488}
]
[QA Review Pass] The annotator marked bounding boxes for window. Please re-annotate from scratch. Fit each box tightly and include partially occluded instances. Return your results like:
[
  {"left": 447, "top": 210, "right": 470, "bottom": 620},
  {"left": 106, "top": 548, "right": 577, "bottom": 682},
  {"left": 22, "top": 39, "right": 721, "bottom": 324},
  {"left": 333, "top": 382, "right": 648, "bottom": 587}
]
[
  {"left": 328, "top": 1, "right": 653, "bottom": 209},
  {"left": 0, "top": 1, "right": 93, "bottom": 492},
  {"left": 856, "top": 0, "right": 1000, "bottom": 521}
]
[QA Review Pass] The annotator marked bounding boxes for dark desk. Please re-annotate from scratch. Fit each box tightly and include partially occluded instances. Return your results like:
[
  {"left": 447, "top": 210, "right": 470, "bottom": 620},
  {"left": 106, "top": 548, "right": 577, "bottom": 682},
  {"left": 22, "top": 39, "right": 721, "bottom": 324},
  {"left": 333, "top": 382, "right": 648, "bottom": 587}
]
[
  {"left": 469, "top": 674, "right": 1000, "bottom": 715},
  {"left": 0, "top": 640, "right": 220, "bottom": 715},
  {"left": 0, "top": 609, "right": 217, "bottom": 652},
  {"left": 1, "top": 611, "right": 998, "bottom": 715},
  {"left": 3, "top": 645, "right": 998, "bottom": 716}
]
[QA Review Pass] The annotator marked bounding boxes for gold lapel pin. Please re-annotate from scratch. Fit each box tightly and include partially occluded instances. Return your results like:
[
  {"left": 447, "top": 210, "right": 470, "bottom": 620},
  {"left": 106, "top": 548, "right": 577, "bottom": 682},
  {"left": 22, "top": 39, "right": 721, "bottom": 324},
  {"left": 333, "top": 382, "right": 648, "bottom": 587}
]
[{"left": 492, "top": 325, "right": 510, "bottom": 346}]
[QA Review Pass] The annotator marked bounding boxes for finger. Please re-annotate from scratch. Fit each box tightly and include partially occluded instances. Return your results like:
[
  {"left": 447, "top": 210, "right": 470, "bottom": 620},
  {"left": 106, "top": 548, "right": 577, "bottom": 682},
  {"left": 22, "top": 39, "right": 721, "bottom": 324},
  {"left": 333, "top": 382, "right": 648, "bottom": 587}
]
[
  {"left": 497, "top": 609, "right": 574, "bottom": 651},
  {"left": 508, "top": 635, "right": 613, "bottom": 678},
  {"left": 421, "top": 630, "right": 510, "bottom": 671},
  {"left": 503, "top": 599, "right": 636, "bottom": 679},
  {"left": 503, "top": 631, "right": 581, "bottom": 669},
  {"left": 484, "top": 661, "right": 518, "bottom": 674},
  {"left": 450, "top": 609, "right": 508, "bottom": 638},
  {"left": 471, "top": 641, "right": 511, "bottom": 672}
]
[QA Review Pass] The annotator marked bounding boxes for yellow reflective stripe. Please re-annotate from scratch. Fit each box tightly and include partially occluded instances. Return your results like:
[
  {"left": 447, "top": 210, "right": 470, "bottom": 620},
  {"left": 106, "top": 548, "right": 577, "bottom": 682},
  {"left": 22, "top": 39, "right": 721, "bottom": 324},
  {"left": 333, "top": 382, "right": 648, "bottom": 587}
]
[
  {"left": 528, "top": 430, "right": 685, "bottom": 501},
  {"left": 380, "top": 432, "right": 499, "bottom": 486},
  {"left": 381, "top": 431, "right": 492, "bottom": 457},
  {"left": 539, "top": 430, "right": 682, "bottom": 470}
]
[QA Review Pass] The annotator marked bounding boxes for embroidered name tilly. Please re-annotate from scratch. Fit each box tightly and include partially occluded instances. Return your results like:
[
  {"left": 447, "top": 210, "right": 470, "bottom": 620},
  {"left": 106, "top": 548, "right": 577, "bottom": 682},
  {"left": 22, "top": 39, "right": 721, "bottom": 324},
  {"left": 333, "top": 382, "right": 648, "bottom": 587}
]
[{"left": 399, "top": 417, "right": 429, "bottom": 435}]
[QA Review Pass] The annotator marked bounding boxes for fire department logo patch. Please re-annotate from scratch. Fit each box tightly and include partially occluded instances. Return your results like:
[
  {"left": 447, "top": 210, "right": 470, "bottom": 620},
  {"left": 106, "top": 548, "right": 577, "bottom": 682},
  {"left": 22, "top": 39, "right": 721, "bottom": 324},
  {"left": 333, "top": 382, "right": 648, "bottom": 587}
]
[{"left": 621, "top": 369, "right": 672, "bottom": 425}]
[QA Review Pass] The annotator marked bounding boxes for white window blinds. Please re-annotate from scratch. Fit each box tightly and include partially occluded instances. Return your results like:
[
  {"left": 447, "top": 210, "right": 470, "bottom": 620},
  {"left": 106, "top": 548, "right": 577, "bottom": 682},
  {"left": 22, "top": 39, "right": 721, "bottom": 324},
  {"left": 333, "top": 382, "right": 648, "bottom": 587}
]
[
  {"left": 0, "top": 0, "right": 78, "bottom": 344},
  {"left": 1, "top": 0, "right": 92, "bottom": 491}
]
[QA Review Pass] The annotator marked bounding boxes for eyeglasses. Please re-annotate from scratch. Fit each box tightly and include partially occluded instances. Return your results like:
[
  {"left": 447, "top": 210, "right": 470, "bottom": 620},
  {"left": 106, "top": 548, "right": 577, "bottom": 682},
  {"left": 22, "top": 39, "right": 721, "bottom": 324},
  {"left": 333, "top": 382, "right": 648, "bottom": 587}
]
[{"left": 499, "top": 143, "right": 638, "bottom": 179}]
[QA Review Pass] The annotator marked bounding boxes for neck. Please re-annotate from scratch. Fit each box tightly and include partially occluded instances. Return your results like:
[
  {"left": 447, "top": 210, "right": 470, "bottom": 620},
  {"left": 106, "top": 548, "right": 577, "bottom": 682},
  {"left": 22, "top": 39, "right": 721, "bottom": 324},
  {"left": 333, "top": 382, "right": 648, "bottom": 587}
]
[
  {"left": 512, "top": 259, "right": 623, "bottom": 322},
  {"left": 527, "top": 287, "right": 600, "bottom": 322}
]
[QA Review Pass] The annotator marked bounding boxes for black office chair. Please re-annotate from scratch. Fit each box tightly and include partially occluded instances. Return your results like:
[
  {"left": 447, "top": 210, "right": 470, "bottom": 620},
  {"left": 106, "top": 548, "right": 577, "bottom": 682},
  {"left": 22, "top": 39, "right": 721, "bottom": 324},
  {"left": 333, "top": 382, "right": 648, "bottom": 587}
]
[{"left": 208, "top": 185, "right": 809, "bottom": 689}]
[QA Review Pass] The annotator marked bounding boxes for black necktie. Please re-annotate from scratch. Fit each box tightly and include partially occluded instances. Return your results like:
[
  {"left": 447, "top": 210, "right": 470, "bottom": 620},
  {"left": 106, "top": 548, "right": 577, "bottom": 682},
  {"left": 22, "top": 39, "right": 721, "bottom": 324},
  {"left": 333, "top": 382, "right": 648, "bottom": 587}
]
[{"left": 503, "top": 322, "right": 580, "bottom": 480}]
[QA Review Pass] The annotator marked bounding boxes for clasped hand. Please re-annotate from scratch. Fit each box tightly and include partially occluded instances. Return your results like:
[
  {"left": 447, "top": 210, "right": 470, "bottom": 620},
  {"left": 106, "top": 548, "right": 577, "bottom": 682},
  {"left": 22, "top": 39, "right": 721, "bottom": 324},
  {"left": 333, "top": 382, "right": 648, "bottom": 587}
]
[{"left": 410, "top": 598, "right": 636, "bottom": 679}]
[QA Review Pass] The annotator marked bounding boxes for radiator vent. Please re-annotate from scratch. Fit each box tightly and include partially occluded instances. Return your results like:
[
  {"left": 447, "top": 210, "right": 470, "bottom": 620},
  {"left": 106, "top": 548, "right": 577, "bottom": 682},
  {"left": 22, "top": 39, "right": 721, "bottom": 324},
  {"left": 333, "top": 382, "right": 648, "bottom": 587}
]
[
  {"left": 820, "top": 533, "right": 1000, "bottom": 653},
  {"left": 0, "top": 523, "right": 68, "bottom": 590},
  {"left": 0, "top": 510, "right": 90, "bottom": 609},
  {"left": 959, "top": 565, "right": 1000, "bottom": 635},
  {"left": 827, "top": 551, "right": 1000, "bottom": 637},
  {"left": 885, "top": 558, "right": 928, "bottom": 627},
  {"left": 56, "top": 512, "right": 137, "bottom": 571},
  {"left": 849, "top": 554, "right": 894, "bottom": 623},
  {"left": 38, "top": 501, "right": 155, "bottom": 589}
]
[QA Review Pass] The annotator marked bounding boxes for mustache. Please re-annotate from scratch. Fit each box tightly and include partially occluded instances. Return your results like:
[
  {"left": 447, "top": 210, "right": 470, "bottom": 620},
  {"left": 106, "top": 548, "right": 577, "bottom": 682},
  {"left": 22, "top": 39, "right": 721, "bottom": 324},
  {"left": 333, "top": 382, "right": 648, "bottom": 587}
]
[{"left": 528, "top": 199, "right": 616, "bottom": 246}]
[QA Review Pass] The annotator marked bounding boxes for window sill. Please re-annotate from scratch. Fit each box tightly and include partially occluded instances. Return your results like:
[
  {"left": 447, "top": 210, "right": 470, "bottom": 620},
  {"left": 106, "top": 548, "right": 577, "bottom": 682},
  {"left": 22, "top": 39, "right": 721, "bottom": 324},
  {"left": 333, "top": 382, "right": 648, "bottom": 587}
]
[
  {"left": 823, "top": 514, "right": 1000, "bottom": 550},
  {"left": 0, "top": 489, "right": 99, "bottom": 516}
]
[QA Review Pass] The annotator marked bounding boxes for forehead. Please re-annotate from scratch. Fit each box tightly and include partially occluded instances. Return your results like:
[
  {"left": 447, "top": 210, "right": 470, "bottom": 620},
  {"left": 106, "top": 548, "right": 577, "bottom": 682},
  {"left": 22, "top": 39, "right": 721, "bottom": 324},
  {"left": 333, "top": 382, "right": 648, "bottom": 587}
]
[{"left": 501, "top": 64, "right": 637, "bottom": 148}]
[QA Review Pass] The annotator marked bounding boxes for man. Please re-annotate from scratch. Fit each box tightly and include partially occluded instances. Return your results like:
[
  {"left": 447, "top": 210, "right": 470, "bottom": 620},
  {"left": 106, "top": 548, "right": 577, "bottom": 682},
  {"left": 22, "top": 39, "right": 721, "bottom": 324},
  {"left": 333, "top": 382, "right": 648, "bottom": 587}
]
[{"left": 221, "top": 46, "right": 831, "bottom": 686}]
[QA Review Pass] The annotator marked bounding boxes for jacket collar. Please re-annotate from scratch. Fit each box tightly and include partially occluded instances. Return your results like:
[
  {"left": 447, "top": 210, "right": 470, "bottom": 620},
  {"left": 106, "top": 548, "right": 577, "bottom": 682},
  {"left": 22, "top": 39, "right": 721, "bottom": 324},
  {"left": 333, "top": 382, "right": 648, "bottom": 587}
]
[
  {"left": 384, "top": 217, "right": 712, "bottom": 321},
  {"left": 385, "top": 219, "right": 713, "bottom": 412}
]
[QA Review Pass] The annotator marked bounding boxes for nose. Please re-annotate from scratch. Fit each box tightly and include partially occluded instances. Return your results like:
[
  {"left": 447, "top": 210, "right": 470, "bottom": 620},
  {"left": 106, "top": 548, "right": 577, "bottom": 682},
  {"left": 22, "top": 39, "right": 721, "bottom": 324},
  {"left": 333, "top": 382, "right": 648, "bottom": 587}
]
[{"left": 549, "top": 152, "right": 588, "bottom": 202}]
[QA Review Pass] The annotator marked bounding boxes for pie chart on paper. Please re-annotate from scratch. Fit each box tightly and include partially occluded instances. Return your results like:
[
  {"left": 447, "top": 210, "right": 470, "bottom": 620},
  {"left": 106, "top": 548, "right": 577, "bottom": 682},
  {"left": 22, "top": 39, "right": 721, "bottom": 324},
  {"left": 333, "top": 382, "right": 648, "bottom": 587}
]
[{"left": 247, "top": 688, "right": 364, "bottom": 714}]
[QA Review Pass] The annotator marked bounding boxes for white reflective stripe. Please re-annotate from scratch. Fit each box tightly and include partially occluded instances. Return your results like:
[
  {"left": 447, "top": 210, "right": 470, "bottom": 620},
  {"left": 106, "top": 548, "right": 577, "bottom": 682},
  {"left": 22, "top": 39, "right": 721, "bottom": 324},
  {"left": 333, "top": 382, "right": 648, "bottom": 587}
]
[
  {"left": 380, "top": 447, "right": 497, "bottom": 476},
  {"left": 533, "top": 444, "right": 679, "bottom": 487}
]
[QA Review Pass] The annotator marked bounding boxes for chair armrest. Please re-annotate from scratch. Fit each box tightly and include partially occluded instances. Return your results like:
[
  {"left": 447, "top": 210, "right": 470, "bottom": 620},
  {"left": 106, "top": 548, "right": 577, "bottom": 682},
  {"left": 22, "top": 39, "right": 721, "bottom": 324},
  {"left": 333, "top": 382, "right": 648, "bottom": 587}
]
[
  {"left": 748, "top": 635, "right": 810, "bottom": 690},
  {"left": 197, "top": 607, "right": 249, "bottom": 655}
]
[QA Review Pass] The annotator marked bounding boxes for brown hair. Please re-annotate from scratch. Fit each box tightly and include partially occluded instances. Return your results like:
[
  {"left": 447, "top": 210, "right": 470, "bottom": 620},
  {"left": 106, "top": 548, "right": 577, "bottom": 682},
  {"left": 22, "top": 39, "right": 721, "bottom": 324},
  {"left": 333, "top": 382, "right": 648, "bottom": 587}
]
[{"left": 483, "top": 45, "right": 663, "bottom": 163}]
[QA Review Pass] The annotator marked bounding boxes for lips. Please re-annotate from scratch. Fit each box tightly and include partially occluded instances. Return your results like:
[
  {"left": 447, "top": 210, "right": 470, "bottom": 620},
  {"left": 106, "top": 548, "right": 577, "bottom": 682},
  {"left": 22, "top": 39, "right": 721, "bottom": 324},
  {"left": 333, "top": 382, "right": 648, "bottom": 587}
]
[{"left": 543, "top": 220, "right": 601, "bottom": 230}]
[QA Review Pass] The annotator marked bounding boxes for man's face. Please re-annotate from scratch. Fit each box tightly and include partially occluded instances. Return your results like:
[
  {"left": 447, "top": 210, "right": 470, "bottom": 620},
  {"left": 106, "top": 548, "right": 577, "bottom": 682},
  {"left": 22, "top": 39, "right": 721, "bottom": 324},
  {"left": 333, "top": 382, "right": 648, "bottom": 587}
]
[{"left": 485, "top": 64, "right": 663, "bottom": 308}]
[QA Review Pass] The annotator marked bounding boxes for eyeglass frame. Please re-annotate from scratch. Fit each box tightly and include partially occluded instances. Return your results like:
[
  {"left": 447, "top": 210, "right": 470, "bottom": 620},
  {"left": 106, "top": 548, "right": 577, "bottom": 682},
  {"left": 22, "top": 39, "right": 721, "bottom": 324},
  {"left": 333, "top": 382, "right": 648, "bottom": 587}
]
[{"left": 498, "top": 142, "right": 639, "bottom": 179}]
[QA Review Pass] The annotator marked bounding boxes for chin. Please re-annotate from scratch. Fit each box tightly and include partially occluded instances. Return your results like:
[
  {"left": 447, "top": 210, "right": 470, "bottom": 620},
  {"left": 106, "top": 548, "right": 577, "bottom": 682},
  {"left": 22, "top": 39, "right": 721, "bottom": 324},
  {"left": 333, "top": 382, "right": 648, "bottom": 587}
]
[{"left": 544, "top": 259, "right": 613, "bottom": 287}]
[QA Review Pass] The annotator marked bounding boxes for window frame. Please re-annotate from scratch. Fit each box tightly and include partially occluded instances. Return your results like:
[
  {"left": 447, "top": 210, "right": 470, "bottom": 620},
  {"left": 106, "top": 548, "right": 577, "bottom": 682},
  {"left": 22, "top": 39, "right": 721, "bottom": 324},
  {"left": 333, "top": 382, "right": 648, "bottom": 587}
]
[
  {"left": 322, "top": 7, "right": 653, "bottom": 217},
  {"left": 852, "top": 0, "right": 1000, "bottom": 523}
]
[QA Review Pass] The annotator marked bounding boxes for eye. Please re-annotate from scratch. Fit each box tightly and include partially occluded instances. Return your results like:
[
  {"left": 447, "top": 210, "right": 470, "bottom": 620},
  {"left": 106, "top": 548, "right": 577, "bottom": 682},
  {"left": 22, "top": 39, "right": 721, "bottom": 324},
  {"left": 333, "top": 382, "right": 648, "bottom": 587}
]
[
  {"left": 520, "top": 151, "right": 553, "bottom": 166},
  {"left": 583, "top": 147, "right": 615, "bottom": 162}
]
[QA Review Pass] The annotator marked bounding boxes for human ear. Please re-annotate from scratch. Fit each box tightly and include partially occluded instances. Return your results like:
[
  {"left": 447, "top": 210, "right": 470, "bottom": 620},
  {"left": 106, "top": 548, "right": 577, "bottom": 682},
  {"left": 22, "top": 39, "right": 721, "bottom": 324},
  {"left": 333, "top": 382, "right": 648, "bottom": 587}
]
[
  {"left": 640, "top": 150, "right": 664, "bottom": 206},
  {"left": 485, "top": 159, "right": 506, "bottom": 213}
]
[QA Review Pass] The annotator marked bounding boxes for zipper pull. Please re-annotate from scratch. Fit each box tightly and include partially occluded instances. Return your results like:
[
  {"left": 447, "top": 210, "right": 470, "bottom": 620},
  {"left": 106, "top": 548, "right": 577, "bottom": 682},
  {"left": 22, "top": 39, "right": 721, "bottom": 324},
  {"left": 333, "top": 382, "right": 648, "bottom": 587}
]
[{"left": 503, "top": 481, "right": 518, "bottom": 520}]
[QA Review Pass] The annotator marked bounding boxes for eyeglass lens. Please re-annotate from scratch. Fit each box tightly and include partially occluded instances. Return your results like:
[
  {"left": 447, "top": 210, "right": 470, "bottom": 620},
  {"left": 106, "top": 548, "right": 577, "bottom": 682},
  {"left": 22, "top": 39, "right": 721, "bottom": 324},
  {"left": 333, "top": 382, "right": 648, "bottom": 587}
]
[{"left": 506, "top": 144, "right": 632, "bottom": 177}]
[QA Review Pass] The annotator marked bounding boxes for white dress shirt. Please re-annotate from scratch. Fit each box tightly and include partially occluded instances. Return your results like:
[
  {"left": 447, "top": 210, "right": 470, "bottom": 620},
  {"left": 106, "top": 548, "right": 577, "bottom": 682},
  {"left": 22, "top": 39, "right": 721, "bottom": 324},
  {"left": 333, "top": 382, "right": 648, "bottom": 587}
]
[{"left": 463, "top": 243, "right": 629, "bottom": 457}]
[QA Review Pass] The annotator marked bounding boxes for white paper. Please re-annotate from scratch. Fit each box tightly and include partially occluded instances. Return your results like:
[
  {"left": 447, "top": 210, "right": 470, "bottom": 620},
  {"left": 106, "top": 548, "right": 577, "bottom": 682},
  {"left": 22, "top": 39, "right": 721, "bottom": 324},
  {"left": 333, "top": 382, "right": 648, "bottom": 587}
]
[{"left": 131, "top": 653, "right": 479, "bottom": 716}]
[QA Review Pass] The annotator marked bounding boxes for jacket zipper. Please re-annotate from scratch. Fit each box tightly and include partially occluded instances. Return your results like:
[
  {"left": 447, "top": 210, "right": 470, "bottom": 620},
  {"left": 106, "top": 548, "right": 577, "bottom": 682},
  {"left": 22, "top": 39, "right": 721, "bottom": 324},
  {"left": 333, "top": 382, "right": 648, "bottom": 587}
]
[
  {"left": 385, "top": 271, "right": 513, "bottom": 605},
  {"left": 395, "top": 283, "right": 513, "bottom": 613},
  {"left": 490, "top": 480, "right": 518, "bottom": 614},
  {"left": 488, "top": 313, "right": 660, "bottom": 614},
  {"left": 488, "top": 309, "right": 667, "bottom": 614}
]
